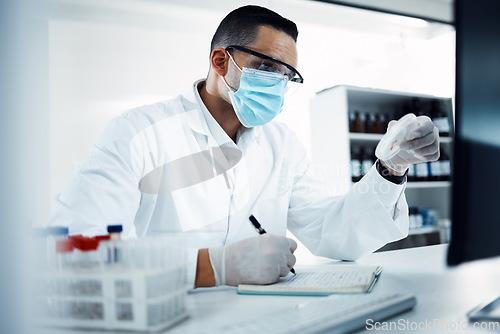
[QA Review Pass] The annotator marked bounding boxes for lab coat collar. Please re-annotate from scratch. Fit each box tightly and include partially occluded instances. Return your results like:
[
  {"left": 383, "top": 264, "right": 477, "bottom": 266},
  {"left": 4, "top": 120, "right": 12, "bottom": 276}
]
[
  {"left": 182, "top": 80, "right": 211, "bottom": 137},
  {"left": 183, "top": 79, "right": 262, "bottom": 148}
]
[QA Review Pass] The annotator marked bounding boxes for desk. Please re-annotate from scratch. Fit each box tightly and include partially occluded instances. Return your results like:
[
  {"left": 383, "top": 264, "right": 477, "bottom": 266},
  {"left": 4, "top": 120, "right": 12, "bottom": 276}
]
[
  {"left": 354, "top": 245, "right": 500, "bottom": 333},
  {"left": 38, "top": 244, "right": 500, "bottom": 333}
]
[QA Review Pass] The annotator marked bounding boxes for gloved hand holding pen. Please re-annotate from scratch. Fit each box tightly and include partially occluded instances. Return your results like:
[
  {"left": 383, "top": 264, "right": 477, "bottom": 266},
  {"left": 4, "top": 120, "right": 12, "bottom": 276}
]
[
  {"left": 208, "top": 234, "right": 297, "bottom": 286},
  {"left": 375, "top": 113, "right": 440, "bottom": 176}
]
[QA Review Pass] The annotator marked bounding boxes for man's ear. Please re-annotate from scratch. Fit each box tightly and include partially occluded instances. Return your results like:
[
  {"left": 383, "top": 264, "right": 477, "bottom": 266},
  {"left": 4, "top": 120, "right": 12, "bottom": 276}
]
[{"left": 211, "top": 48, "right": 229, "bottom": 77}]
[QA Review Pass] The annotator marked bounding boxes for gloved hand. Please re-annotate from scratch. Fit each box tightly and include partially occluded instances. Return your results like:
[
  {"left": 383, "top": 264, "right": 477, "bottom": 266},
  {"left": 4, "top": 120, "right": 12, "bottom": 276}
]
[
  {"left": 375, "top": 113, "right": 440, "bottom": 174},
  {"left": 208, "top": 234, "right": 297, "bottom": 286}
]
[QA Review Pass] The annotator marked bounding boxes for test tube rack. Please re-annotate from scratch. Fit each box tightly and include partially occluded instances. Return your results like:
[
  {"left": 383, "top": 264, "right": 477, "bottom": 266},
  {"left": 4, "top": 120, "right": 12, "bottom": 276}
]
[{"left": 33, "top": 236, "right": 189, "bottom": 332}]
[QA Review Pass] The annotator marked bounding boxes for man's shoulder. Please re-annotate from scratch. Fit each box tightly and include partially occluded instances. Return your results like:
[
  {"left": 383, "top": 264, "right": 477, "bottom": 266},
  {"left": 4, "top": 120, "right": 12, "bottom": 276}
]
[
  {"left": 96, "top": 95, "right": 189, "bottom": 145},
  {"left": 115, "top": 81, "right": 201, "bottom": 128},
  {"left": 119, "top": 96, "right": 184, "bottom": 123},
  {"left": 115, "top": 94, "right": 190, "bottom": 127}
]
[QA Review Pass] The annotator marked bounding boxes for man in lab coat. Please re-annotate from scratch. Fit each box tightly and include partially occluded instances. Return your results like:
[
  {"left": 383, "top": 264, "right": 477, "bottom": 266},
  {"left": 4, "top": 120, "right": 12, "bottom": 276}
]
[{"left": 49, "top": 5, "right": 439, "bottom": 287}]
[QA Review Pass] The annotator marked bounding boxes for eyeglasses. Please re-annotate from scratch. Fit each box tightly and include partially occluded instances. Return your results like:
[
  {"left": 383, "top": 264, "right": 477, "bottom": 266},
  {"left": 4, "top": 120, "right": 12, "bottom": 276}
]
[{"left": 225, "top": 45, "right": 304, "bottom": 84}]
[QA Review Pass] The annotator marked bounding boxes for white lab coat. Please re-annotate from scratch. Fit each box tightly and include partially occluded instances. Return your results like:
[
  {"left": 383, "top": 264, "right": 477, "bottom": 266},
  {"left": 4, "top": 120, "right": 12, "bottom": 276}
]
[{"left": 49, "top": 80, "right": 409, "bottom": 284}]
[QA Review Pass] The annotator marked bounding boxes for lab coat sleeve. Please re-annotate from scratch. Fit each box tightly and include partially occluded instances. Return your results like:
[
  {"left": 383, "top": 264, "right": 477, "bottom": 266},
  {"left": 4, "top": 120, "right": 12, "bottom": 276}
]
[
  {"left": 287, "top": 154, "right": 409, "bottom": 261},
  {"left": 47, "top": 117, "right": 142, "bottom": 237}
]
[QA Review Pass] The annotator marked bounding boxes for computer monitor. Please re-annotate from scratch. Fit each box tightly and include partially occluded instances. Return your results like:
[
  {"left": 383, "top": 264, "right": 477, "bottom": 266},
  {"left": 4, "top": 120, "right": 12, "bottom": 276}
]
[{"left": 447, "top": 0, "right": 500, "bottom": 265}]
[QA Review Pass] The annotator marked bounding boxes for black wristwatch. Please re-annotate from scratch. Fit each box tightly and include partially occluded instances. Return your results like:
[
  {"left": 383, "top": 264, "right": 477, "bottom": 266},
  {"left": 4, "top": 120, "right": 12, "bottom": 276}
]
[{"left": 376, "top": 160, "right": 407, "bottom": 184}]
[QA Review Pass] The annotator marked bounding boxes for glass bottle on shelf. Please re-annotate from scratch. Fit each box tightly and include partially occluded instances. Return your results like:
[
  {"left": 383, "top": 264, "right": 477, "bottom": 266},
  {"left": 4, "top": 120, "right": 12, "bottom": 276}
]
[
  {"left": 359, "top": 112, "right": 366, "bottom": 133},
  {"left": 350, "top": 147, "right": 361, "bottom": 182},
  {"left": 349, "top": 111, "right": 356, "bottom": 132},
  {"left": 374, "top": 114, "right": 385, "bottom": 134},
  {"left": 410, "top": 207, "right": 423, "bottom": 229},
  {"left": 428, "top": 158, "right": 442, "bottom": 181},
  {"left": 412, "top": 97, "right": 428, "bottom": 117},
  {"left": 381, "top": 113, "right": 390, "bottom": 133},
  {"left": 352, "top": 111, "right": 364, "bottom": 133},
  {"left": 407, "top": 164, "right": 416, "bottom": 182},
  {"left": 415, "top": 162, "right": 429, "bottom": 181},
  {"left": 365, "top": 113, "right": 376, "bottom": 133},
  {"left": 439, "top": 149, "right": 451, "bottom": 181},
  {"left": 360, "top": 147, "right": 374, "bottom": 177},
  {"left": 430, "top": 99, "right": 450, "bottom": 137},
  {"left": 427, "top": 141, "right": 442, "bottom": 181}
]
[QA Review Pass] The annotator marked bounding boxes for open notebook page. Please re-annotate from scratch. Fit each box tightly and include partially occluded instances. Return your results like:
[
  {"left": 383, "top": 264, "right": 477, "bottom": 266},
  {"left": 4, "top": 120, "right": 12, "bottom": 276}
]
[{"left": 238, "top": 265, "right": 383, "bottom": 296}]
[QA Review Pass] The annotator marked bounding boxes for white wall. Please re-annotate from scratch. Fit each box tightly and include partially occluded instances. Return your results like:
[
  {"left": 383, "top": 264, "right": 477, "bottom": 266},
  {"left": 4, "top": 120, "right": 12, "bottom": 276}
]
[{"left": 45, "top": 0, "right": 455, "bottom": 225}]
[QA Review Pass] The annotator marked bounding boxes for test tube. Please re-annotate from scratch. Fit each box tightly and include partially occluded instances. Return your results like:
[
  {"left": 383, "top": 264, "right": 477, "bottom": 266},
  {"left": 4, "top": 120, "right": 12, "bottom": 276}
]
[
  {"left": 46, "top": 226, "right": 69, "bottom": 269},
  {"left": 107, "top": 225, "right": 122, "bottom": 240},
  {"left": 55, "top": 239, "right": 74, "bottom": 270},
  {"left": 107, "top": 225, "right": 123, "bottom": 264}
]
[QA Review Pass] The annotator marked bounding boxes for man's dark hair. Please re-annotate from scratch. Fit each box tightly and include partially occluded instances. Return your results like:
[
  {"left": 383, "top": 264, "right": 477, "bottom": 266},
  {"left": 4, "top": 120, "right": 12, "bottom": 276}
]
[{"left": 210, "top": 5, "right": 298, "bottom": 52}]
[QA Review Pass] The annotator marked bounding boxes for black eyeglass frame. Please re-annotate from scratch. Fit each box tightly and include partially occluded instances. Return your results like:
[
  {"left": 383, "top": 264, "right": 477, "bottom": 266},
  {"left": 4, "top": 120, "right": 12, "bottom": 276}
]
[{"left": 225, "top": 45, "right": 304, "bottom": 84}]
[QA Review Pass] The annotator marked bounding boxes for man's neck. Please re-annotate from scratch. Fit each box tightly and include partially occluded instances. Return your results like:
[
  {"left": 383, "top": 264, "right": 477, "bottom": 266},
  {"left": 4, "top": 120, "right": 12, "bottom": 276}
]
[{"left": 198, "top": 81, "right": 241, "bottom": 142}]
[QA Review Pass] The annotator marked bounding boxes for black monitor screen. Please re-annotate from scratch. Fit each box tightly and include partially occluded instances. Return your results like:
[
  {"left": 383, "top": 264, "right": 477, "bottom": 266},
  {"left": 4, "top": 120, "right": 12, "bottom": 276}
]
[{"left": 447, "top": 0, "right": 500, "bottom": 265}]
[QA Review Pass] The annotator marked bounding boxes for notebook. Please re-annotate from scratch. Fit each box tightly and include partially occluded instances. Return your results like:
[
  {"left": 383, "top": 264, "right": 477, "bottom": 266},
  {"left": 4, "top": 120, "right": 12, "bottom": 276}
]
[{"left": 237, "top": 265, "right": 383, "bottom": 296}]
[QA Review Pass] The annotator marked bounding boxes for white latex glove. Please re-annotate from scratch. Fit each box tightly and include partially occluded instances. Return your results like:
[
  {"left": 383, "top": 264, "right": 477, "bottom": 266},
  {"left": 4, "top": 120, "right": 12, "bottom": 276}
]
[
  {"left": 375, "top": 113, "right": 440, "bottom": 174},
  {"left": 208, "top": 234, "right": 297, "bottom": 286}
]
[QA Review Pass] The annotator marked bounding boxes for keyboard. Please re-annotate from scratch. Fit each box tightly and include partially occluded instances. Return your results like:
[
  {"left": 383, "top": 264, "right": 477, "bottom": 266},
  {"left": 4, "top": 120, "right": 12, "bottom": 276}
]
[{"left": 202, "top": 292, "right": 416, "bottom": 334}]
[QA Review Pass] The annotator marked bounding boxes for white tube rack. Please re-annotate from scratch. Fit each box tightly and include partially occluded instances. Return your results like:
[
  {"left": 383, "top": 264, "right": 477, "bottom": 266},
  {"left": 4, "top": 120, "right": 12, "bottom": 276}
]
[{"left": 34, "top": 236, "right": 189, "bottom": 332}]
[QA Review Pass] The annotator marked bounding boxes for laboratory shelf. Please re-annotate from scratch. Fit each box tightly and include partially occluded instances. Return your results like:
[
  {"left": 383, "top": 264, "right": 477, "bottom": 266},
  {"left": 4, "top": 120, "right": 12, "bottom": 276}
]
[
  {"left": 349, "top": 133, "right": 453, "bottom": 144},
  {"left": 311, "top": 85, "right": 454, "bottom": 250},
  {"left": 440, "top": 137, "right": 453, "bottom": 144},
  {"left": 406, "top": 181, "right": 451, "bottom": 189},
  {"left": 408, "top": 226, "right": 440, "bottom": 236},
  {"left": 349, "top": 133, "right": 384, "bottom": 141}
]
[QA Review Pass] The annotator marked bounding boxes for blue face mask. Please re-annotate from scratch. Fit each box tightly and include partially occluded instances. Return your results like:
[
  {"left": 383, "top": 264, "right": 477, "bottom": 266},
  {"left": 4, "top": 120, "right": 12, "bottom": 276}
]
[{"left": 225, "top": 64, "right": 288, "bottom": 128}]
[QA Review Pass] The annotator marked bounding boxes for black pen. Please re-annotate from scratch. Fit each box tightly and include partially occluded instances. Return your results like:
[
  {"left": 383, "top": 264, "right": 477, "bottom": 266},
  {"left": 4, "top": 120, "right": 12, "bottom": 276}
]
[{"left": 249, "top": 215, "right": 296, "bottom": 275}]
